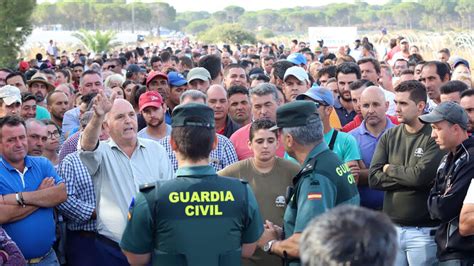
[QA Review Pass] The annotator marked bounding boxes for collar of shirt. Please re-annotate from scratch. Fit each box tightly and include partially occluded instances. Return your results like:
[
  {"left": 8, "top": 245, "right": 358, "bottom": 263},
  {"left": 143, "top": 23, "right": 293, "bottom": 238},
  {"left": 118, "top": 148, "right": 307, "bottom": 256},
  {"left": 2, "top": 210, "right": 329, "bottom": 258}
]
[
  {"left": 359, "top": 117, "right": 394, "bottom": 137},
  {"left": 107, "top": 136, "right": 148, "bottom": 150},
  {"left": 176, "top": 165, "right": 216, "bottom": 178},
  {"left": 1, "top": 155, "right": 33, "bottom": 171},
  {"left": 303, "top": 141, "right": 329, "bottom": 166}
]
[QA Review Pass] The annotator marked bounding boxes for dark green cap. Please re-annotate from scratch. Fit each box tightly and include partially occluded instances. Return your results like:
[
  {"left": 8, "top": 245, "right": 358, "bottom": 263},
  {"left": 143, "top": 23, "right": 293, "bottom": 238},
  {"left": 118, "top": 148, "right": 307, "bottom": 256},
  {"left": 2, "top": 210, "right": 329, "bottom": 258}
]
[
  {"left": 172, "top": 103, "right": 215, "bottom": 128},
  {"left": 270, "top": 101, "right": 319, "bottom": 130}
]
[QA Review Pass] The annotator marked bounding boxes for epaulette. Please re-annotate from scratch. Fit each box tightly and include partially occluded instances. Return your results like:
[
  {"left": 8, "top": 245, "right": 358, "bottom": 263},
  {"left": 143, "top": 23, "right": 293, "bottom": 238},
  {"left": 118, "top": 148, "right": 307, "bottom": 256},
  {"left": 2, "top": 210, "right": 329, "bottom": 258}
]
[
  {"left": 301, "top": 157, "right": 318, "bottom": 175},
  {"left": 239, "top": 179, "right": 248, "bottom": 184},
  {"left": 139, "top": 183, "right": 156, "bottom": 193}
]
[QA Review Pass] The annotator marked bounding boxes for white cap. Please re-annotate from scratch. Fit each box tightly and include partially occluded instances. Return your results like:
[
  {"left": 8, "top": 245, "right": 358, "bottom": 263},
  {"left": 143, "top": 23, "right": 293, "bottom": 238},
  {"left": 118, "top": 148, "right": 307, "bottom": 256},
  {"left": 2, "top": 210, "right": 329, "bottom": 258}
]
[
  {"left": 0, "top": 85, "right": 21, "bottom": 105},
  {"left": 284, "top": 66, "right": 309, "bottom": 84}
]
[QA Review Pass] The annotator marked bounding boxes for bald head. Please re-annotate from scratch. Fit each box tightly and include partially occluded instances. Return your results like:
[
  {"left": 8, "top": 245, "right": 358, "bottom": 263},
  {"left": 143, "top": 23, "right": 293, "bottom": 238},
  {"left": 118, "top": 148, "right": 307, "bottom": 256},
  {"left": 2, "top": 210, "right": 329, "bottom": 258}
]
[
  {"left": 361, "top": 86, "right": 386, "bottom": 102},
  {"left": 207, "top": 84, "right": 229, "bottom": 121},
  {"left": 360, "top": 86, "right": 388, "bottom": 127},
  {"left": 105, "top": 98, "right": 138, "bottom": 143}
]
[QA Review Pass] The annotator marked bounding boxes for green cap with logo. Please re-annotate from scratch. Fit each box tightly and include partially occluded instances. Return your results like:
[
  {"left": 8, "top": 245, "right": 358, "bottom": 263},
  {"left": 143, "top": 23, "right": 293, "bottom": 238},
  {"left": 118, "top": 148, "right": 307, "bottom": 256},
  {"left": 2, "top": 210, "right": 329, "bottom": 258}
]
[
  {"left": 172, "top": 103, "right": 215, "bottom": 128},
  {"left": 419, "top": 101, "right": 469, "bottom": 130},
  {"left": 270, "top": 101, "right": 319, "bottom": 131}
]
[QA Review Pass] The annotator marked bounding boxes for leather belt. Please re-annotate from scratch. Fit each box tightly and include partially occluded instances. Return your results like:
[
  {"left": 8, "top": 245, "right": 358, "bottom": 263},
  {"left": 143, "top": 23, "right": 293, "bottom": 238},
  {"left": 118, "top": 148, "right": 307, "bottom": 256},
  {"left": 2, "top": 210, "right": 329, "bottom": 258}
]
[{"left": 26, "top": 248, "right": 53, "bottom": 264}]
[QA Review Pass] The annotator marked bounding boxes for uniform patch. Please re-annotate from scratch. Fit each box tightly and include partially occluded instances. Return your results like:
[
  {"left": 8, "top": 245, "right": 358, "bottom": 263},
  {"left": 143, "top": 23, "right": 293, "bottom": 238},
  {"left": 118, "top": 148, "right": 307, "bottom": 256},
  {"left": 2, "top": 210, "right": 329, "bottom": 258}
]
[
  {"left": 128, "top": 197, "right": 135, "bottom": 220},
  {"left": 307, "top": 193, "right": 322, "bottom": 200},
  {"left": 275, "top": 195, "right": 286, "bottom": 208}
]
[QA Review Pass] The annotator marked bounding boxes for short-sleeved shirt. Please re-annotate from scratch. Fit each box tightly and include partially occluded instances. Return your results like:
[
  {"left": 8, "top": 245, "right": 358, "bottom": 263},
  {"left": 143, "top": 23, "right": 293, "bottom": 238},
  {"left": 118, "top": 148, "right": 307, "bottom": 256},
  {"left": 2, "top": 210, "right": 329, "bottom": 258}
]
[
  {"left": 283, "top": 142, "right": 359, "bottom": 266},
  {"left": 120, "top": 165, "right": 263, "bottom": 266},
  {"left": 0, "top": 156, "right": 62, "bottom": 259},
  {"left": 35, "top": 105, "right": 51, "bottom": 120},
  {"left": 334, "top": 100, "right": 357, "bottom": 127},
  {"left": 218, "top": 158, "right": 300, "bottom": 266},
  {"left": 230, "top": 123, "right": 286, "bottom": 161},
  {"left": 137, "top": 124, "right": 172, "bottom": 142},
  {"left": 79, "top": 137, "right": 173, "bottom": 243},
  {"left": 324, "top": 128, "right": 361, "bottom": 163},
  {"left": 349, "top": 118, "right": 395, "bottom": 210}
]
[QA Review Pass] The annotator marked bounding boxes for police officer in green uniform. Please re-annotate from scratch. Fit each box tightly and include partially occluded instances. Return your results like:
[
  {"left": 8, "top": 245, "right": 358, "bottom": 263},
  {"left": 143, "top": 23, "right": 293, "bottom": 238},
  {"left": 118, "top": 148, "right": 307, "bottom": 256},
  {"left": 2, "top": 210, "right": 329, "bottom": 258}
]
[
  {"left": 258, "top": 101, "right": 360, "bottom": 266},
  {"left": 120, "top": 103, "right": 264, "bottom": 266}
]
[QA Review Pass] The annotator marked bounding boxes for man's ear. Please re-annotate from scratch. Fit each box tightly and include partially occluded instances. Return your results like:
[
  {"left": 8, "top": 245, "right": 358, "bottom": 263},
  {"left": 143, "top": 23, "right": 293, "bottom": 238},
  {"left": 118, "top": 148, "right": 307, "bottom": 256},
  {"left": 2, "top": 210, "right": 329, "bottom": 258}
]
[
  {"left": 212, "top": 133, "right": 218, "bottom": 150},
  {"left": 170, "top": 136, "right": 177, "bottom": 152}
]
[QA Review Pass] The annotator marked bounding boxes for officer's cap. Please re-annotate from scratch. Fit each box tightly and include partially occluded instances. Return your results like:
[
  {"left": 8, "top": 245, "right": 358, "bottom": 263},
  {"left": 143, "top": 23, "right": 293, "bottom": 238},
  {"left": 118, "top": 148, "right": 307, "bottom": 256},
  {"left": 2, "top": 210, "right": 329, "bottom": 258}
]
[
  {"left": 270, "top": 101, "right": 319, "bottom": 131},
  {"left": 172, "top": 103, "right": 215, "bottom": 128}
]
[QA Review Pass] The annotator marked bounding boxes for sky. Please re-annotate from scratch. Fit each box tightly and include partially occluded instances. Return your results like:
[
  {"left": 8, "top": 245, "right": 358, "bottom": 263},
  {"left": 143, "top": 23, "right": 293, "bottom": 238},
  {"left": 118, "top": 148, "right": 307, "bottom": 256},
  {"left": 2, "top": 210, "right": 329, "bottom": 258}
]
[{"left": 39, "top": 0, "right": 389, "bottom": 13}]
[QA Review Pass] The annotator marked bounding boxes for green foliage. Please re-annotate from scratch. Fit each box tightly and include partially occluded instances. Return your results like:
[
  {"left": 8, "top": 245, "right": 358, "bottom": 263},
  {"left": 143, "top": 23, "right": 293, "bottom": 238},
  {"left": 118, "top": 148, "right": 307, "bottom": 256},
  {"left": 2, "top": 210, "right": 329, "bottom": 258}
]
[
  {"left": 72, "top": 30, "right": 120, "bottom": 54},
  {"left": 0, "top": 0, "right": 36, "bottom": 67},
  {"left": 198, "top": 24, "right": 256, "bottom": 44},
  {"left": 31, "top": 0, "right": 474, "bottom": 35}
]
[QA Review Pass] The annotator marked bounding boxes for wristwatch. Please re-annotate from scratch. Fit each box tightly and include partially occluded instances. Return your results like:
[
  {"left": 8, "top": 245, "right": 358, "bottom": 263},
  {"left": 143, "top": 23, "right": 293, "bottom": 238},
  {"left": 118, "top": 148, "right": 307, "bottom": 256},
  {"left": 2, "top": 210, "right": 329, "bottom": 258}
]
[{"left": 263, "top": 240, "right": 277, "bottom": 254}]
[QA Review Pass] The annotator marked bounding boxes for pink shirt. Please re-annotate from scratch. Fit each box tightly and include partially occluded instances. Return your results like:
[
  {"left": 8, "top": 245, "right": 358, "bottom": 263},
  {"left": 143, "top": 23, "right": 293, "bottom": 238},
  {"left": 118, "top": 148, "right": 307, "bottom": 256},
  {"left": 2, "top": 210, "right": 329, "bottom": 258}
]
[{"left": 230, "top": 123, "right": 286, "bottom": 160}]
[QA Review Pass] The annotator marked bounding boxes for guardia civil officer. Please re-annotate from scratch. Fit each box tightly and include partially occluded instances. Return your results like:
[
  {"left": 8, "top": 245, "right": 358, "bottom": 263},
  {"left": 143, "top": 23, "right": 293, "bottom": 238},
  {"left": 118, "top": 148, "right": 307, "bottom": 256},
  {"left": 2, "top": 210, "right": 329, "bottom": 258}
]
[
  {"left": 258, "top": 101, "right": 360, "bottom": 266},
  {"left": 120, "top": 103, "right": 264, "bottom": 266}
]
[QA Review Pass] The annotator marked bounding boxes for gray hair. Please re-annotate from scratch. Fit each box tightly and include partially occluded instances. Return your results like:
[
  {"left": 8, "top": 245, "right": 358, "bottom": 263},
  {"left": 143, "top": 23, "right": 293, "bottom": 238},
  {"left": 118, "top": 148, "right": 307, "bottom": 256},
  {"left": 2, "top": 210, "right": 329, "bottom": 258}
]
[
  {"left": 104, "top": 74, "right": 125, "bottom": 89},
  {"left": 282, "top": 115, "right": 323, "bottom": 145},
  {"left": 180, "top": 89, "right": 207, "bottom": 103},
  {"left": 249, "top": 83, "right": 279, "bottom": 103},
  {"left": 25, "top": 118, "right": 46, "bottom": 129},
  {"left": 300, "top": 205, "right": 397, "bottom": 266}
]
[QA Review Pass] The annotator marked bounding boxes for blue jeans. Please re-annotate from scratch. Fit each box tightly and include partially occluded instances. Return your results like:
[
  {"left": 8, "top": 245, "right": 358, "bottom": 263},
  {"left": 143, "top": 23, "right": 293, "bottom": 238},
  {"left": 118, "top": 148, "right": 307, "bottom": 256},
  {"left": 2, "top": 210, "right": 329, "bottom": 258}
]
[
  {"left": 395, "top": 226, "right": 438, "bottom": 266},
  {"left": 26, "top": 249, "right": 59, "bottom": 266}
]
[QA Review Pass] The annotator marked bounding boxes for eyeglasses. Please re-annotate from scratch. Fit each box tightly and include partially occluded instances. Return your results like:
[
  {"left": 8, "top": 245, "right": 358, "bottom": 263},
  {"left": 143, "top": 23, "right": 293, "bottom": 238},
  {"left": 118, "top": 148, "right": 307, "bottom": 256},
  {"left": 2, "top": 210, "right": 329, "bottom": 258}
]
[
  {"left": 47, "top": 130, "right": 60, "bottom": 139},
  {"left": 108, "top": 65, "right": 116, "bottom": 70}
]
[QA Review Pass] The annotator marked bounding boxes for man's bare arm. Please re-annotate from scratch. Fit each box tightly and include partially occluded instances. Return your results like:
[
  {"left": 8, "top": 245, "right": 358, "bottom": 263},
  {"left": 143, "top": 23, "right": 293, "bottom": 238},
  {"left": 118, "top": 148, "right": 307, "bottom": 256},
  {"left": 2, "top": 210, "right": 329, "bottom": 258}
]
[
  {"left": 3, "top": 182, "right": 67, "bottom": 208},
  {"left": 81, "top": 92, "right": 111, "bottom": 151},
  {"left": 0, "top": 204, "right": 38, "bottom": 223},
  {"left": 122, "top": 250, "right": 151, "bottom": 266},
  {"left": 460, "top": 204, "right": 474, "bottom": 236}
]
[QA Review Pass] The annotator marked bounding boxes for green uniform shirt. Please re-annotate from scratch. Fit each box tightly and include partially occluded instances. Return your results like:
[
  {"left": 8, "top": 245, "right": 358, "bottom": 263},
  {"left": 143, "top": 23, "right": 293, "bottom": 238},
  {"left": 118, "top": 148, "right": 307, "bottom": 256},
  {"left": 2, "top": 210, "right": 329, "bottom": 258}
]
[
  {"left": 283, "top": 142, "right": 360, "bottom": 266},
  {"left": 120, "top": 165, "right": 264, "bottom": 266}
]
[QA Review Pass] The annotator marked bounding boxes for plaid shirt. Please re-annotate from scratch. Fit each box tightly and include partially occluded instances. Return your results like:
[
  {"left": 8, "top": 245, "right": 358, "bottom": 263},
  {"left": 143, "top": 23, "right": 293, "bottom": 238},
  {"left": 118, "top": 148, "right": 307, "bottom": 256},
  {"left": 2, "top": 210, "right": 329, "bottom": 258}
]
[
  {"left": 58, "top": 131, "right": 80, "bottom": 163},
  {"left": 160, "top": 134, "right": 238, "bottom": 172},
  {"left": 57, "top": 151, "right": 96, "bottom": 232}
]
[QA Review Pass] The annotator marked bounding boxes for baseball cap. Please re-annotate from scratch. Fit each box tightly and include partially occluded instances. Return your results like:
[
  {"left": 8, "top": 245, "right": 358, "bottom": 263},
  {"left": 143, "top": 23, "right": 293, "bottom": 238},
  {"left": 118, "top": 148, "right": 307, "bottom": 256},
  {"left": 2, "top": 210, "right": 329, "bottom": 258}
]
[
  {"left": 419, "top": 101, "right": 468, "bottom": 130},
  {"left": 168, "top": 71, "right": 187, "bottom": 87},
  {"left": 296, "top": 86, "right": 334, "bottom": 106},
  {"left": 127, "top": 64, "right": 146, "bottom": 75},
  {"left": 139, "top": 91, "right": 163, "bottom": 112},
  {"left": 187, "top": 67, "right": 211, "bottom": 83},
  {"left": 287, "top": 53, "right": 307, "bottom": 66},
  {"left": 146, "top": 71, "right": 168, "bottom": 87},
  {"left": 284, "top": 66, "right": 310, "bottom": 84},
  {"left": 314, "top": 47, "right": 322, "bottom": 53},
  {"left": 172, "top": 103, "right": 214, "bottom": 128},
  {"left": 270, "top": 101, "right": 319, "bottom": 131},
  {"left": 453, "top": 58, "right": 470, "bottom": 70},
  {"left": 0, "top": 85, "right": 22, "bottom": 105},
  {"left": 26, "top": 73, "right": 55, "bottom": 91}
]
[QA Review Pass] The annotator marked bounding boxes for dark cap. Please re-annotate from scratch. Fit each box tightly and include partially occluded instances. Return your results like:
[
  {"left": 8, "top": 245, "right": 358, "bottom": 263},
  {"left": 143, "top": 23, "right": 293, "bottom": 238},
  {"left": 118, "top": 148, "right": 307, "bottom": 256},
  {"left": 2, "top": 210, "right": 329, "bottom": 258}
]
[
  {"left": 453, "top": 58, "right": 470, "bottom": 70},
  {"left": 172, "top": 103, "right": 215, "bottom": 128},
  {"left": 419, "top": 101, "right": 468, "bottom": 130},
  {"left": 270, "top": 101, "right": 319, "bottom": 131},
  {"left": 127, "top": 64, "right": 146, "bottom": 74}
]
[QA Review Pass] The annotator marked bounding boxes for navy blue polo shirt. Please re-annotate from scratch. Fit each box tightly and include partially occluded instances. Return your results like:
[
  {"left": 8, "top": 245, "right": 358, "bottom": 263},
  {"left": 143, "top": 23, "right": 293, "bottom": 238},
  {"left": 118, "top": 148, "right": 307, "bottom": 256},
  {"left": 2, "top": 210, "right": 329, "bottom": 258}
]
[{"left": 0, "top": 156, "right": 62, "bottom": 259}]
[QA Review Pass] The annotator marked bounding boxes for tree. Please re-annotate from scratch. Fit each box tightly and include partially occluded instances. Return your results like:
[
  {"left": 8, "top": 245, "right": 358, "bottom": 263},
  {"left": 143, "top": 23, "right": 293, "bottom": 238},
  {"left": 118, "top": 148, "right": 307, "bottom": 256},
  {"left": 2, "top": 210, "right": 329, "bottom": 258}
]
[
  {"left": 73, "top": 30, "right": 120, "bottom": 54},
  {"left": 148, "top": 2, "right": 176, "bottom": 36},
  {"left": 455, "top": 0, "right": 474, "bottom": 30},
  {"left": 224, "top": 6, "right": 245, "bottom": 23},
  {"left": 185, "top": 19, "right": 212, "bottom": 35},
  {"left": 0, "top": 0, "right": 36, "bottom": 67},
  {"left": 199, "top": 24, "right": 256, "bottom": 44}
]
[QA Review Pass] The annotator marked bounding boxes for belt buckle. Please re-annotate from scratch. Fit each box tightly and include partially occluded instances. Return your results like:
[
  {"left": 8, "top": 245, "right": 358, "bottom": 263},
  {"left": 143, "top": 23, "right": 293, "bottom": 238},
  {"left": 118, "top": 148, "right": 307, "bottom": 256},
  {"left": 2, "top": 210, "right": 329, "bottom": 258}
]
[{"left": 27, "top": 257, "right": 43, "bottom": 264}]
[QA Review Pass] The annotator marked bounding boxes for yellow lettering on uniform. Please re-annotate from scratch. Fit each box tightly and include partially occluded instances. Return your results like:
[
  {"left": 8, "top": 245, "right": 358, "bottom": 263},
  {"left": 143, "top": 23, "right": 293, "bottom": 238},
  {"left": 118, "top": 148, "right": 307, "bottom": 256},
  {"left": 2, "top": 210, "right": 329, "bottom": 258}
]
[
  {"left": 347, "top": 174, "right": 356, "bottom": 184},
  {"left": 199, "top": 205, "right": 210, "bottom": 215},
  {"left": 180, "top": 192, "right": 190, "bottom": 203},
  {"left": 213, "top": 205, "right": 223, "bottom": 215},
  {"left": 169, "top": 192, "right": 179, "bottom": 203},
  {"left": 201, "top": 191, "right": 210, "bottom": 202},
  {"left": 336, "top": 167, "right": 343, "bottom": 176},
  {"left": 191, "top": 192, "right": 201, "bottom": 202},
  {"left": 210, "top": 191, "right": 220, "bottom": 201},
  {"left": 185, "top": 205, "right": 194, "bottom": 216},
  {"left": 224, "top": 191, "right": 235, "bottom": 201}
]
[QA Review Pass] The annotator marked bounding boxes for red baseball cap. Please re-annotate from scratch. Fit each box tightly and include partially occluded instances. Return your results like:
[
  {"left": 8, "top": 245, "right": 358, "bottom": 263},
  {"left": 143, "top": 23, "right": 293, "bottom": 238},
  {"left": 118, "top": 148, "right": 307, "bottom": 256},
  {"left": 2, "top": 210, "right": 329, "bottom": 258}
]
[
  {"left": 146, "top": 71, "right": 168, "bottom": 87},
  {"left": 139, "top": 91, "right": 164, "bottom": 112}
]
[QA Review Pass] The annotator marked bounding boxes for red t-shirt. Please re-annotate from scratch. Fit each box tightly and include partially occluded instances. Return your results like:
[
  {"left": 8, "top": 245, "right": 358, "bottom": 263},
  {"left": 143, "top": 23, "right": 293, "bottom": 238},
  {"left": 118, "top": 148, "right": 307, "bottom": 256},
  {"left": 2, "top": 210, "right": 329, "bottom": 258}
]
[{"left": 342, "top": 114, "right": 399, "bottom": 133}]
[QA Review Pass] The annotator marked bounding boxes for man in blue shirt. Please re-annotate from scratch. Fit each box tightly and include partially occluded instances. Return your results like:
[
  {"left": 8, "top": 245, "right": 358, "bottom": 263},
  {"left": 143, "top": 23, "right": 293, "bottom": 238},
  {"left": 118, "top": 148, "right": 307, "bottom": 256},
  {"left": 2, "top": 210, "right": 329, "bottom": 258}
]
[
  {"left": 0, "top": 115, "right": 67, "bottom": 265},
  {"left": 349, "top": 86, "right": 394, "bottom": 210}
]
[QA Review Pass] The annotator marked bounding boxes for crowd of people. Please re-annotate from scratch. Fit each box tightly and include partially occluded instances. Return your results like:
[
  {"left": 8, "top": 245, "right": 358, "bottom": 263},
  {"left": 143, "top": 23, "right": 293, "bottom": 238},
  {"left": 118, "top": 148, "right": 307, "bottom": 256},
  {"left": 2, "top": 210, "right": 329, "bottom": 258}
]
[{"left": 0, "top": 34, "right": 474, "bottom": 266}]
